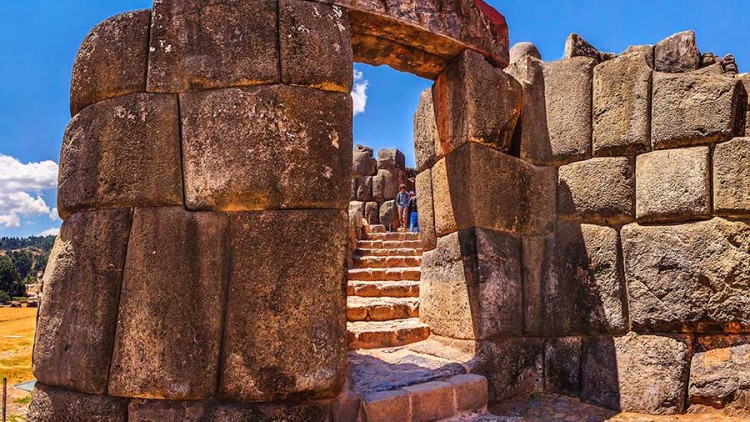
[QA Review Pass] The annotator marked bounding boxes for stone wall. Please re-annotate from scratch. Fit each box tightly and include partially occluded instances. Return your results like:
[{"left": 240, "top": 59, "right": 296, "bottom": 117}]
[
  {"left": 350, "top": 145, "right": 415, "bottom": 230},
  {"left": 29, "top": 0, "right": 509, "bottom": 420},
  {"left": 415, "top": 30, "right": 750, "bottom": 416}
]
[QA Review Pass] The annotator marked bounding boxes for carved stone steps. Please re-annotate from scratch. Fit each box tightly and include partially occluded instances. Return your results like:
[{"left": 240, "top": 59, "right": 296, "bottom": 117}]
[
  {"left": 347, "top": 296, "right": 419, "bottom": 322},
  {"left": 347, "top": 267, "right": 421, "bottom": 281},
  {"left": 347, "top": 280, "right": 420, "bottom": 298},
  {"left": 356, "top": 247, "right": 423, "bottom": 257},
  {"left": 347, "top": 318, "right": 430, "bottom": 349},
  {"left": 351, "top": 255, "right": 422, "bottom": 269},
  {"left": 358, "top": 239, "right": 423, "bottom": 249}
]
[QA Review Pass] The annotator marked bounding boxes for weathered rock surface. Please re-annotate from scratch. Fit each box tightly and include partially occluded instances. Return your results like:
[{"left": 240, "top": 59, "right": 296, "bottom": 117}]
[
  {"left": 433, "top": 49, "right": 522, "bottom": 155},
  {"left": 593, "top": 52, "right": 652, "bottom": 156},
  {"left": 545, "top": 337, "right": 583, "bottom": 397},
  {"left": 414, "top": 88, "right": 440, "bottom": 171},
  {"left": 563, "top": 33, "right": 602, "bottom": 62},
  {"left": 420, "top": 228, "right": 522, "bottom": 340},
  {"left": 372, "top": 168, "right": 399, "bottom": 202},
  {"left": 28, "top": 383, "right": 128, "bottom": 422},
  {"left": 521, "top": 235, "right": 553, "bottom": 336},
  {"left": 623, "top": 44, "right": 654, "bottom": 68},
  {"left": 506, "top": 55, "right": 552, "bottom": 165},
  {"left": 209, "top": 401, "right": 332, "bottom": 421},
  {"left": 280, "top": 0, "right": 352, "bottom": 93},
  {"left": 543, "top": 57, "right": 596, "bottom": 164},
  {"left": 353, "top": 144, "right": 377, "bottom": 176},
  {"left": 58, "top": 93, "right": 183, "bottom": 219},
  {"left": 581, "top": 333, "right": 690, "bottom": 414},
  {"left": 654, "top": 30, "right": 700, "bottom": 73},
  {"left": 70, "top": 10, "right": 149, "bottom": 116},
  {"left": 546, "top": 222, "right": 628, "bottom": 336},
  {"left": 379, "top": 200, "right": 399, "bottom": 230},
  {"left": 474, "top": 338, "right": 544, "bottom": 402},
  {"left": 356, "top": 176, "right": 373, "bottom": 201},
  {"left": 377, "top": 148, "right": 406, "bottom": 170},
  {"left": 621, "top": 219, "right": 750, "bottom": 332},
  {"left": 220, "top": 210, "right": 347, "bottom": 402},
  {"left": 689, "top": 335, "right": 750, "bottom": 417},
  {"left": 148, "top": 0, "right": 279, "bottom": 92},
  {"left": 128, "top": 400, "right": 208, "bottom": 422},
  {"left": 365, "top": 201, "right": 379, "bottom": 225},
  {"left": 33, "top": 209, "right": 131, "bottom": 394},
  {"left": 558, "top": 157, "right": 635, "bottom": 225},
  {"left": 416, "top": 169, "right": 436, "bottom": 251},
  {"left": 509, "top": 42, "right": 541, "bottom": 63},
  {"left": 109, "top": 207, "right": 228, "bottom": 399},
  {"left": 651, "top": 72, "right": 745, "bottom": 149},
  {"left": 432, "top": 143, "right": 556, "bottom": 237},
  {"left": 713, "top": 137, "right": 750, "bottom": 217},
  {"left": 180, "top": 85, "right": 351, "bottom": 211},
  {"left": 636, "top": 146, "right": 711, "bottom": 223}
]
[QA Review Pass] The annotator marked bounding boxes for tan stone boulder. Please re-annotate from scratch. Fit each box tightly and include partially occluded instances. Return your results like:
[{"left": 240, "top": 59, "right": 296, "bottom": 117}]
[
  {"left": 623, "top": 44, "right": 654, "bottom": 68},
  {"left": 636, "top": 146, "right": 710, "bottom": 223},
  {"left": 654, "top": 30, "right": 700, "bottom": 73},
  {"left": 33, "top": 209, "right": 131, "bottom": 394},
  {"left": 352, "top": 144, "right": 377, "bottom": 177},
  {"left": 148, "top": 0, "right": 279, "bottom": 92},
  {"left": 420, "top": 228, "right": 522, "bottom": 340},
  {"left": 280, "top": 0, "right": 352, "bottom": 93},
  {"left": 414, "top": 88, "right": 440, "bottom": 172},
  {"left": 545, "top": 337, "right": 583, "bottom": 398},
  {"left": 58, "top": 93, "right": 183, "bottom": 219},
  {"left": 714, "top": 137, "right": 750, "bottom": 217},
  {"left": 356, "top": 176, "right": 373, "bottom": 201},
  {"left": 621, "top": 218, "right": 750, "bottom": 332},
  {"left": 372, "top": 168, "right": 399, "bottom": 202},
  {"left": 70, "top": 10, "right": 149, "bottom": 116},
  {"left": 109, "top": 207, "right": 228, "bottom": 400},
  {"left": 652, "top": 72, "right": 745, "bottom": 149},
  {"left": 473, "top": 338, "right": 543, "bottom": 402},
  {"left": 416, "top": 170, "right": 436, "bottom": 251},
  {"left": 28, "top": 383, "right": 127, "bottom": 422},
  {"left": 593, "top": 52, "right": 652, "bottom": 156},
  {"left": 558, "top": 157, "right": 635, "bottom": 225},
  {"left": 509, "top": 42, "right": 541, "bottom": 63},
  {"left": 180, "top": 85, "right": 352, "bottom": 211},
  {"left": 582, "top": 333, "right": 690, "bottom": 414},
  {"left": 433, "top": 49, "right": 522, "bottom": 155},
  {"left": 689, "top": 335, "right": 750, "bottom": 417},
  {"left": 506, "top": 55, "right": 552, "bottom": 165},
  {"left": 220, "top": 210, "right": 348, "bottom": 402},
  {"left": 543, "top": 57, "right": 596, "bottom": 164}
]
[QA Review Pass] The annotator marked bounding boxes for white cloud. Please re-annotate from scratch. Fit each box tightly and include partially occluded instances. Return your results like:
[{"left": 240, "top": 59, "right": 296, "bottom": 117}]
[
  {"left": 38, "top": 227, "right": 60, "bottom": 237},
  {"left": 0, "top": 154, "right": 58, "bottom": 228},
  {"left": 49, "top": 207, "right": 60, "bottom": 221},
  {"left": 352, "top": 70, "right": 368, "bottom": 116}
]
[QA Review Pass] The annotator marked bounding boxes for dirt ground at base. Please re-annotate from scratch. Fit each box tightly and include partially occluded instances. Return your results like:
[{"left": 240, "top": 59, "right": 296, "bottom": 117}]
[{"left": 0, "top": 307, "right": 37, "bottom": 421}]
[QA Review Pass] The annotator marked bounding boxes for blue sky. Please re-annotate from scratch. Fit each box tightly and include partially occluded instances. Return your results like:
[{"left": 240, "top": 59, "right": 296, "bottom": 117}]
[{"left": 2, "top": 0, "right": 749, "bottom": 237}]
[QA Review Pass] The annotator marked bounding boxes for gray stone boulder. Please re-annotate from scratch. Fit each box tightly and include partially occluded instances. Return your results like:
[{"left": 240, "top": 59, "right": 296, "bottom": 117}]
[{"left": 654, "top": 30, "right": 700, "bottom": 73}]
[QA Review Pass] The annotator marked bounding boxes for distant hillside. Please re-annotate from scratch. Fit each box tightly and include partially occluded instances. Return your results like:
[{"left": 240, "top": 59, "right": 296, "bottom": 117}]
[{"left": 0, "top": 235, "right": 56, "bottom": 298}]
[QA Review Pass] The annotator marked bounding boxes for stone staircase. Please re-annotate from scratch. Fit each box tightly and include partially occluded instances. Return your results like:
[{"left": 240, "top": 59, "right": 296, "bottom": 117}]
[{"left": 346, "top": 230, "right": 430, "bottom": 350}]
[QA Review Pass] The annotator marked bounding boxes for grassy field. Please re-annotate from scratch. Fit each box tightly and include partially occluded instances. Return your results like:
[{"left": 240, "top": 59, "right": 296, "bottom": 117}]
[{"left": 0, "top": 307, "right": 37, "bottom": 421}]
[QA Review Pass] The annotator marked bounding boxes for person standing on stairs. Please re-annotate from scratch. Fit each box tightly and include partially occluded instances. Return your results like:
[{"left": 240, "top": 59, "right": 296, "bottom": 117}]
[
  {"left": 396, "top": 184, "right": 410, "bottom": 230},
  {"left": 409, "top": 191, "right": 419, "bottom": 233}
]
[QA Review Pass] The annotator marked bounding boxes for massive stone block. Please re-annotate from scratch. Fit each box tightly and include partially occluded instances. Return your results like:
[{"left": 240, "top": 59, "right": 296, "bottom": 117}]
[
  {"left": 377, "top": 148, "right": 406, "bottom": 170},
  {"left": 635, "top": 146, "right": 710, "bottom": 223},
  {"left": 147, "top": 0, "right": 279, "bottom": 92},
  {"left": 220, "top": 210, "right": 348, "bottom": 402},
  {"left": 372, "top": 168, "right": 399, "bottom": 202},
  {"left": 416, "top": 170, "right": 436, "bottom": 251},
  {"left": 181, "top": 85, "right": 352, "bottom": 211},
  {"left": 108, "top": 207, "right": 228, "bottom": 400},
  {"left": 58, "top": 93, "right": 183, "bottom": 219},
  {"left": 342, "top": 0, "right": 510, "bottom": 76},
  {"left": 621, "top": 219, "right": 750, "bottom": 332},
  {"left": 506, "top": 55, "right": 552, "bottom": 165},
  {"left": 70, "top": 10, "right": 149, "bottom": 116},
  {"left": 581, "top": 333, "right": 691, "bottom": 414},
  {"left": 380, "top": 200, "right": 399, "bottom": 230},
  {"left": 432, "top": 143, "right": 555, "bottom": 237},
  {"left": 521, "top": 235, "right": 553, "bottom": 336},
  {"left": 623, "top": 44, "right": 655, "bottom": 68},
  {"left": 356, "top": 176, "right": 373, "bottom": 201},
  {"left": 654, "top": 30, "right": 700, "bottom": 73},
  {"left": 509, "top": 42, "right": 541, "bottom": 63},
  {"left": 365, "top": 201, "right": 379, "bottom": 225},
  {"left": 474, "top": 338, "right": 543, "bottom": 402},
  {"left": 128, "top": 400, "right": 209, "bottom": 422},
  {"left": 652, "top": 72, "right": 745, "bottom": 149},
  {"left": 714, "top": 137, "right": 750, "bottom": 217},
  {"left": 33, "top": 209, "right": 131, "bottom": 394},
  {"left": 593, "top": 52, "right": 652, "bottom": 156},
  {"left": 543, "top": 57, "right": 596, "bottom": 164},
  {"left": 557, "top": 157, "right": 635, "bottom": 225},
  {"left": 689, "top": 335, "right": 750, "bottom": 417},
  {"left": 546, "top": 222, "right": 628, "bottom": 336},
  {"left": 420, "top": 228, "right": 523, "bottom": 340},
  {"left": 414, "top": 88, "right": 440, "bottom": 172},
  {"left": 545, "top": 337, "right": 583, "bottom": 398},
  {"left": 28, "top": 383, "right": 128, "bottom": 422},
  {"left": 209, "top": 401, "right": 332, "bottom": 421},
  {"left": 280, "top": 0, "right": 352, "bottom": 93},
  {"left": 433, "top": 49, "right": 522, "bottom": 155},
  {"left": 352, "top": 144, "right": 377, "bottom": 176}
]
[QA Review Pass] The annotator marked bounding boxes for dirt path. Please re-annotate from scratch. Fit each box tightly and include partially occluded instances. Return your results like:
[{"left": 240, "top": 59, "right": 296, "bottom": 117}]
[{"left": 0, "top": 307, "right": 37, "bottom": 421}]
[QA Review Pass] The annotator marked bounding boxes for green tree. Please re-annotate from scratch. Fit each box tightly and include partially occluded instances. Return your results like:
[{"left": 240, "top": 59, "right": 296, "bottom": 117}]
[
  {"left": 9, "top": 250, "right": 33, "bottom": 279},
  {"left": 0, "top": 255, "right": 23, "bottom": 297}
]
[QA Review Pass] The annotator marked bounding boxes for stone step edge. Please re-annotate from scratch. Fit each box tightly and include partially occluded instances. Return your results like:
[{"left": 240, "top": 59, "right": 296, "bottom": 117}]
[
  {"left": 347, "top": 280, "right": 420, "bottom": 298},
  {"left": 346, "top": 296, "right": 420, "bottom": 322},
  {"left": 356, "top": 247, "right": 423, "bottom": 257},
  {"left": 347, "top": 318, "right": 430, "bottom": 349},
  {"left": 333, "top": 373, "right": 489, "bottom": 422},
  {"left": 347, "top": 267, "right": 422, "bottom": 281}
]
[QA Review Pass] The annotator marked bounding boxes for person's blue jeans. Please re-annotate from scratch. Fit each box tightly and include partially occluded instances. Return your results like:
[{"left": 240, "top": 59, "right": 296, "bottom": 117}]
[{"left": 409, "top": 211, "right": 419, "bottom": 233}]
